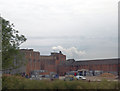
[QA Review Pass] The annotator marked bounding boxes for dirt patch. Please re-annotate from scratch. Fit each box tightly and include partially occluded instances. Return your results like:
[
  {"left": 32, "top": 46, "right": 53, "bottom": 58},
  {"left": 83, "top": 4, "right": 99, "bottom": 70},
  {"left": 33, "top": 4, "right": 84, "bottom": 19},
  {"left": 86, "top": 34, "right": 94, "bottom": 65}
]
[{"left": 100, "top": 73, "right": 115, "bottom": 78}]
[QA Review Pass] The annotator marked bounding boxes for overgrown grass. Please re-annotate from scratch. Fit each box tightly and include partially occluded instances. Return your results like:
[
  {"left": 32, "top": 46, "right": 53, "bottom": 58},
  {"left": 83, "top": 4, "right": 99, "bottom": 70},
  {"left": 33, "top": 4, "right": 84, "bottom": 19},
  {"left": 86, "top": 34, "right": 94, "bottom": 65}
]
[{"left": 2, "top": 76, "right": 119, "bottom": 90}]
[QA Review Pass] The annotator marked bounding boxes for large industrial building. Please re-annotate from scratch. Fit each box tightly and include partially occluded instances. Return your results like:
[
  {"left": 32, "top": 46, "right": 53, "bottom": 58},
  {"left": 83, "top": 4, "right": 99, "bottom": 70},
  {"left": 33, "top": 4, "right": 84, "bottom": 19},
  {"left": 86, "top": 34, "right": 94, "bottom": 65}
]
[
  {"left": 3, "top": 49, "right": 119, "bottom": 77},
  {"left": 20, "top": 49, "right": 66, "bottom": 76}
]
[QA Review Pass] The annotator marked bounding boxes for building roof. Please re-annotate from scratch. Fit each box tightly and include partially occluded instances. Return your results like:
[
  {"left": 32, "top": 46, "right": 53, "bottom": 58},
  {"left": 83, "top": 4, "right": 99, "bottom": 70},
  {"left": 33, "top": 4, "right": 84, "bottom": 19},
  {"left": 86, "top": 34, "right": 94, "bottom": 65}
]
[
  {"left": 72, "top": 58, "right": 119, "bottom": 65},
  {"left": 58, "top": 58, "right": 119, "bottom": 67}
]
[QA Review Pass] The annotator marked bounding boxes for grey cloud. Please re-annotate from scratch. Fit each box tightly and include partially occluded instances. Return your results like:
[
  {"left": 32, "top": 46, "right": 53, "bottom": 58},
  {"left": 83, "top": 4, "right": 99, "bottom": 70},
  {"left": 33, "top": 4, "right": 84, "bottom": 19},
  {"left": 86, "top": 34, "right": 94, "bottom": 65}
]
[{"left": 1, "top": 0, "right": 118, "bottom": 59}]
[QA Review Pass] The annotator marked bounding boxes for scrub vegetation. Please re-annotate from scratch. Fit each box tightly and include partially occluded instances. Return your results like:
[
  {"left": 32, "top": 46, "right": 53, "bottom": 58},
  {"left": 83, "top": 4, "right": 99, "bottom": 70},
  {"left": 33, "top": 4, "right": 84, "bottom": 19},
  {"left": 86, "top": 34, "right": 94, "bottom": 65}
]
[{"left": 2, "top": 76, "right": 119, "bottom": 90}]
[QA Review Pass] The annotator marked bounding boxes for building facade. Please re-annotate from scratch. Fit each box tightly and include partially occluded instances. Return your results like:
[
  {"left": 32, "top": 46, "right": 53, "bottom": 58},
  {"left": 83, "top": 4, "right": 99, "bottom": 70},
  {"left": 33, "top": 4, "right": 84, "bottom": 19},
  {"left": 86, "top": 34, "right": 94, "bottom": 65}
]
[
  {"left": 20, "top": 49, "right": 66, "bottom": 76},
  {"left": 68, "top": 58, "right": 119, "bottom": 76},
  {"left": 3, "top": 49, "right": 119, "bottom": 77}
]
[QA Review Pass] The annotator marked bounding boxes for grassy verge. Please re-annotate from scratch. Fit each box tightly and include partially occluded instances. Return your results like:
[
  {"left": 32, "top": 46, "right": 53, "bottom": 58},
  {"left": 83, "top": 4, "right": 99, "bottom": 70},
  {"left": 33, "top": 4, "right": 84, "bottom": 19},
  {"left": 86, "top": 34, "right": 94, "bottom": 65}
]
[{"left": 2, "top": 76, "right": 119, "bottom": 90}]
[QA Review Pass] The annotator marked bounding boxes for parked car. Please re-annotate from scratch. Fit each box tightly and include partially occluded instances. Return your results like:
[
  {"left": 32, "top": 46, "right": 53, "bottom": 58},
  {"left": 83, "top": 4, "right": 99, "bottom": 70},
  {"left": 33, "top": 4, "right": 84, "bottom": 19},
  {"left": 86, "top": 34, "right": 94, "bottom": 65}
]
[
  {"left": 45, "top": 75, "right": 50, "bottom": 78},
  {"left": 31, "top": 75, "right": 35, "bottom": 78},
  {"left": 64, "top": 76, "right": 74, "bottom": 81},
  {"left": 75, "top": 75, "right": 86, "bottom": 80}
]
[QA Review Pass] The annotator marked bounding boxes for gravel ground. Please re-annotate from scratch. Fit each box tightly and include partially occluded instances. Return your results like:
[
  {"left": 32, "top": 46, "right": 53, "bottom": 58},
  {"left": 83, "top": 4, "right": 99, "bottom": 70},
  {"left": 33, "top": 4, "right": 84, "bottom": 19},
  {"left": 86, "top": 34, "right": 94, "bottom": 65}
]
[
  {"left": 59, "top": 76, "right": 118, "bottom": 82},
  {"left": 85, "top": 76, "right": 118, "bottom": 81}
]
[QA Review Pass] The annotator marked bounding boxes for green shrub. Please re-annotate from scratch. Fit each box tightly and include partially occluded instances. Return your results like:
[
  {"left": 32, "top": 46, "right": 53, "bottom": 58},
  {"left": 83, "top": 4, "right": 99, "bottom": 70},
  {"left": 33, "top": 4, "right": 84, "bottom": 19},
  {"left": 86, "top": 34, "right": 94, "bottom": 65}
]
[{"left": 2, "top": 76, "right": 119, "bottom": 89}]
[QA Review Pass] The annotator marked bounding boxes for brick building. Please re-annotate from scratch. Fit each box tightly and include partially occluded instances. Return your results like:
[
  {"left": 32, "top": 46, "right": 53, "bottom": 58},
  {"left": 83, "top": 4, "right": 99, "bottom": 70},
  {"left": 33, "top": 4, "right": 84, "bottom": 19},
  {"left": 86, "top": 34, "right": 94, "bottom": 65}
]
[
  {"left": 68, "top": 58, "right": 119, "bottom": 76},
  {"left": 20, "top": 49, "right": 66, "bottom": 76},
  {"left": 3, "top": 49, "right": 119, "bottom": 77},
  {"left": 20, "top": 49, "right": 40, "bottom": 75},
  {"left": 53, "top": 58, "right": 119, "bottom": 76}
]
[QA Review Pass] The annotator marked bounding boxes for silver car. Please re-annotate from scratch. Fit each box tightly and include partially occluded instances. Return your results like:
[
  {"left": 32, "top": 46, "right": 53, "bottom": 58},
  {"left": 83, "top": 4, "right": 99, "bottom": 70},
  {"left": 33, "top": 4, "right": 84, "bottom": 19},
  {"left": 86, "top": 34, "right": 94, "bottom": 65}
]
[{"left": 75, "top": 75, "right": 86, "bottom": 80}]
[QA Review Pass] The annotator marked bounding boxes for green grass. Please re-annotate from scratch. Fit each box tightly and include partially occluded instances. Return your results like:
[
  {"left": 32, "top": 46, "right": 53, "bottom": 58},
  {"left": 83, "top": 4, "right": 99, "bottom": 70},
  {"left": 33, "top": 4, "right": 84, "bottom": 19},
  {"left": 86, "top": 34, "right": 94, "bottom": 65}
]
[{"left": 2, "top": 76, "right": 119, "bottom": 90}]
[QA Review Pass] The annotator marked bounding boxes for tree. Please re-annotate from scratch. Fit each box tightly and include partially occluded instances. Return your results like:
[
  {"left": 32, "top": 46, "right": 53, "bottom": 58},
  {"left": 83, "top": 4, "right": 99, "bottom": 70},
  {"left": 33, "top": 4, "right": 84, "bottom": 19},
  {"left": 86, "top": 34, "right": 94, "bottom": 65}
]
[{"left": 1, "top": 17, "right": 27, "bottom": 69}]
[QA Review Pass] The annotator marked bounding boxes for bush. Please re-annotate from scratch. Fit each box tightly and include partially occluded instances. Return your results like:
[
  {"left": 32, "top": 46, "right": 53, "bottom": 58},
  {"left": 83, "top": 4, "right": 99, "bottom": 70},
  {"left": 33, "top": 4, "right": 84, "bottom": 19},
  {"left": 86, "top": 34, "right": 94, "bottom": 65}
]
[{"left": 2, "top": 76, "right": 119, "bottom": 90}]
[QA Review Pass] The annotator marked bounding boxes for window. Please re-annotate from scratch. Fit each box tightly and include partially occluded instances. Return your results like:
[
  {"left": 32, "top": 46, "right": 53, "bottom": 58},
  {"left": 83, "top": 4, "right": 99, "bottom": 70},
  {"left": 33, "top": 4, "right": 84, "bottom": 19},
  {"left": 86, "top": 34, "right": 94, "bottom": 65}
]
[
  {"left": 30, "top": 53, "right": 31, "bottom": 57},
  {"left": 57, "top": 56, "right": 59, "bottom": 60},
  {"left": 33, "top": 59, "right": 35, "bottom": 62},
  {"left": 33, "top": 59, "right": 35, "bottom": 68},
  {"left": 29, "top": 59, "right": 31, "bottom": 62},
  {"left": 38, "top": 60, "right": 40, "bottom": 62}
]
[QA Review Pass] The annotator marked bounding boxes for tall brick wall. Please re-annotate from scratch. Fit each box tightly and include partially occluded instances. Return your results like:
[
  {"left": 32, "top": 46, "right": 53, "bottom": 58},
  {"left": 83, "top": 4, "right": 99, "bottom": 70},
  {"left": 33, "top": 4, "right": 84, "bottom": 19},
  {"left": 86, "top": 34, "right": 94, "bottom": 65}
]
[
  {"left": 39, "top": 56, "right": 56, "bottom": 74},
  {"left": 20, "top": 49, "right": 40, "bottom": 75},
  {"left": 21, "top": 49, "right": 66, "bottom": 75},
  {"left": 68, "top": 58, "right": 119, "bottom": 75},
  {"left": 20, "top": 49, "right": 119, "bottom": 76}
]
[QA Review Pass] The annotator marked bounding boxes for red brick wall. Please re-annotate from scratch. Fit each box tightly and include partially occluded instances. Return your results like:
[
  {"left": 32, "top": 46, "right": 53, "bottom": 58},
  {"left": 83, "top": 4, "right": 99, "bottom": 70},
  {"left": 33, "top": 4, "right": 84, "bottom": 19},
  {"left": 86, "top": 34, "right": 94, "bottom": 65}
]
[
  {"left": 21, "top": 49, "right": 118, "bottom": 76},
  {"left": 21, "top": 49, "right": 40, "bottom": 75},
  {"left": 70, "top": 64, "right": 118, "bottom": 74}
]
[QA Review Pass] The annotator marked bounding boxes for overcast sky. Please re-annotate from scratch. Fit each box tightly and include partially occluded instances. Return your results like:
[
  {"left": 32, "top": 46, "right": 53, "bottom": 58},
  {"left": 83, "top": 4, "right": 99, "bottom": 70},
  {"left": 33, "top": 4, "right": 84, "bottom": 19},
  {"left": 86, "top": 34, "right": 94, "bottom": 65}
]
[{"left": 0, "top": 0, "right": 119, "bottom": 60}]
